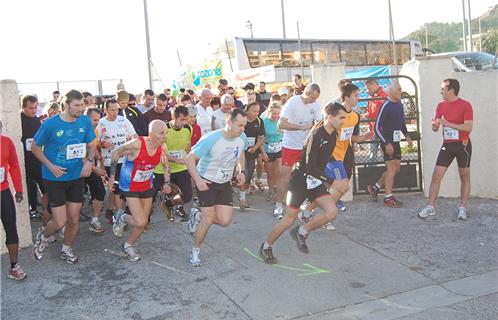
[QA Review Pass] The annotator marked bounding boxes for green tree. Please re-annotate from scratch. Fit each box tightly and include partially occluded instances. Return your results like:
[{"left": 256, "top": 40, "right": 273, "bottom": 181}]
[{"left": 481, "top": 30, "right": 498, "bottom": 54}]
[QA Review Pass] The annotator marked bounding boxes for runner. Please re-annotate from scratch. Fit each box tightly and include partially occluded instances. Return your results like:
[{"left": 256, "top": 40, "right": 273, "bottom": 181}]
[
  {"left": 367, "top": 81, "right": 413, "bottom": 207},
  {"left": 262, "top": 103, "right": 283, "bottom": 209},
  {"left": 116, "top": 90, "right": 147, "bottom": 136},
  {"left": 365, "top": 79, "right": 388, "bottom": 163},
  {"left": 259, "top": 103, "right": 349, "bottom": 264},
  {"left": 211, "top": 94, "right": 234, "bottom": 131},
  {"left": 143, "top": 93, "right": 171, "bottom": 126},
  {"left": 137, "top": 89, "right": 156, "bottom": 114},
  {"left": 187, "top": 104, "right": 202, "bottom": 146},
  {"left": 196, "top": 88, "right": 214, "bottom": 135},
  {"left": 185, "top": 108, "right": 248, "bottom": 266},
  {"left": 1, "top": 121, "right": 27, "bottom": 280},
  {"left": 239, "top": 102, "right": 265, "bottom": 209},
  {"left": 418, "top": 78, "right": 473, "bottom": 220},
  {"left": 31, "top": 89, "right": 96, "bottom": 264},
  {"left": 97, "top": 99, "right": 137, "bottom": 223},
  {"left": 274, "top": 83, "right": 322, "bottom": 218},
  {"left": 109, "top": 120, "right": 171, "bottom": 261}
]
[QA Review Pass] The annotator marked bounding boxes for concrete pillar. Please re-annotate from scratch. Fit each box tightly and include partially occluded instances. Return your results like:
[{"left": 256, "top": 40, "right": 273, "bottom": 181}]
[
  {"left": 0, "top": 79, "right": 32, "bottom": 254},
  {"left": 415, "top": 57, "right": 498, "bottom": 198},
  {"left": 310, "top": 64, "right": 354, "bottom": 201}
]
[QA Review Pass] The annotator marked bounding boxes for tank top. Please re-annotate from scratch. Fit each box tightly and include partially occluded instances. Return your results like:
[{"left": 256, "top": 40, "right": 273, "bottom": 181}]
[{"left": 119, "top": 136, "right": 162, "bottom": 192}]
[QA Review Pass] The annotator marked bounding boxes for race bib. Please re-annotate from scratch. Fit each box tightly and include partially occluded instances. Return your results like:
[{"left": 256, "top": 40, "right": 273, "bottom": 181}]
[
  {"left": 247, "top": 137, "right": 256, "bottom": 148},
  {"left": 306, "top": 175, "right": 323, "bottom": 190},
  {"left": 66, "top": 143, "right": 86, "bottom": 160},
  {"left": 25, "top": 138, "right": 34, "bottom": 151},
  {"left": 0, "top": 167, "right": 4, "bottom": 183},
  {"left": 393, "top": 130, "right": 402, "bottom": 142},
  {"left": 216, "top": 167, "right": 233, "bottom": 182},
  {"left": 133, "top": 169, "right": 154, "bottom": 182},
  {"left": 168, "top": 150, "right": 185, "bottom": 160},
  {"left": 443, "top": 127, "right": 459, "bottom": 140},
  {"left": 340, "top": 127, "right": 354, "bottom": 141},
  {"left": 268, "top": 141, "right": 282, "bottom": 153}
]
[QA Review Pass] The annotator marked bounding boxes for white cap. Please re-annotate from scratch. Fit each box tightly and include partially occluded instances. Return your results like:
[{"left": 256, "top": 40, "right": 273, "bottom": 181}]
[{"left": 278, "top": 87, "right": 289, "bottom": 96}]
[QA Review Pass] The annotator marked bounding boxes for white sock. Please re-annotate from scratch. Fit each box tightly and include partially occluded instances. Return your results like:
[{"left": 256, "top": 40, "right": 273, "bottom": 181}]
[
  {"left": 298, "top": 225, "right": 308, "bottom": 236},
  {"left": 275, "top": 202, "right": 282, "bottom": 209},
  {"left": 375, "top": 183, "right": 381, "bottom": 189},
  {"left": 192, "top": 247, "right": 200, "bottom": 254},
  {"left": 302, "top": 208, "right": 313, "bottom": 219},
  {"left": 239, "top": 191, "right": 246, "bottom": 201},
  {"left": 263, "top": 242, "right": 270, "bottom": 250},
  {"left": 385, "top": 194, "right": 393, "bottom": 198},
  {"left": 124, "top": 242, "right": 132, "bottom": 249},
  {"left": 91, "top": 217, "right": 98, "bottom": 223},
  {"left": 61, "top": 244, "right": 71, "bottom": 253},
  {"left": 41, "top": 234, "right": 49, "bottom": 242}
]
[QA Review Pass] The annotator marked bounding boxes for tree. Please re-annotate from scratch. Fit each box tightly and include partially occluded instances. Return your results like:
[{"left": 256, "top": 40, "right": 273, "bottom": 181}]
[{"left": 481, "top": 30, "right": 498, "bottom": 54}]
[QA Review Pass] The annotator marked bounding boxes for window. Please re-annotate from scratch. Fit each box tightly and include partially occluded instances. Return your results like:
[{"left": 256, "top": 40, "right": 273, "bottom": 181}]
[
  {"left": 365, "top": 42, "right": 393, "bottom": 65},
  {"left": 245, "top": 41, "right": 282, "bottom": 68},
  {"left": 281, "top": 41, "right": 313, "bottom": 67},
  {"left": 311, "top": 42, "right": 340, "bottom": 65},
  {"left": 339, "top": 42, "right": 367, "bottom": 65},
  {"left": 396, "top": 43, "right": 411, "bottom": 64}
]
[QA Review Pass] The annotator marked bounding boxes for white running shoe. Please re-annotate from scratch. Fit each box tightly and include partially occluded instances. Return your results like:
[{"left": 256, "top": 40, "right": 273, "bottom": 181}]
[
  {"left": 273, "top": 203, "right": 283, "bottom": 219},
  {"left": 113, "top": 210, "right": 127, "bottom": 238},
  {"left": 322, "top": 222, "right": 336, "bottom": 231},
  {"left": 457, "top": 207, "right": 468, "bottom": 220},
  {"left": 123, "top": 244, "right": 140, "bottom": 262},
  {"left": 190, "top": 248, "right": 201, "bottom": 267},
  {"left": 187, "top": 208, "right": 201, "bottom": 234},
  {"left": 60, "top": 247, "right": 79, "bottom": 264},
  {"left": 418, "top": 205, "right": 436, "bottom": 219}
]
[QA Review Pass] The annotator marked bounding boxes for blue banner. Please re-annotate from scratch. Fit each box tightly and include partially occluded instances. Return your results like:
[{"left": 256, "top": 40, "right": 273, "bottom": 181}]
[{"left": 346, "top": 66, "right": 392, "bottom": 112}]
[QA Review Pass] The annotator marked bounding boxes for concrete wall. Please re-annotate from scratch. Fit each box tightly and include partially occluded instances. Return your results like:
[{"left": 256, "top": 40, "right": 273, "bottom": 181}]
[
  {"left": 0, "top": 80, "right": 32, "bottom": 254},
  {"left": 414, "top": 56, "right": 498, "bottom": 199}
]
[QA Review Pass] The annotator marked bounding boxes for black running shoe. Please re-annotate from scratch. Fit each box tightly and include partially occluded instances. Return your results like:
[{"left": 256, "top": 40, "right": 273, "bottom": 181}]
[
  {"left": 289, "top": 226, "right": 309, "bottom": 254},
  {"left": 258, "top": 243, "right": 277, "bottom": 264}
]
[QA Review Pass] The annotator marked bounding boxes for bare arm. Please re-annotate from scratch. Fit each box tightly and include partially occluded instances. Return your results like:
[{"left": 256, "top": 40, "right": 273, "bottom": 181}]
[{"left": 108, "top": 139, "right": 141, "bottom": 180}]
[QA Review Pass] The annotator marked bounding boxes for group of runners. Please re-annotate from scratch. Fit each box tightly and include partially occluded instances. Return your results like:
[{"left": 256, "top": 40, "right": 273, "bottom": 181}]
[{"left": 1, "top": 76, "right": 473, "bottom": 279}]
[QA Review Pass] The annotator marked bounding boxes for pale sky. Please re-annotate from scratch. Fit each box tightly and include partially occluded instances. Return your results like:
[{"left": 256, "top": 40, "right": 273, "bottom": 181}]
[{"left": 0, "top": 0, "right": 495, "bottom": 100}]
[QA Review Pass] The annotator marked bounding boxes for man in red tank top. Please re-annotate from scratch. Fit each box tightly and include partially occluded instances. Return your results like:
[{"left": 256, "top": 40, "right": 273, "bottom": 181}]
[{"left": 107, "top": 120, "right": 171, "bottom": 261}]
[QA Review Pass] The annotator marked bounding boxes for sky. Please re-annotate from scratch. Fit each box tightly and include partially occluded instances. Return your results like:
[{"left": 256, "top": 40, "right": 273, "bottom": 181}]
[{"left": 0, "top": 0, "right": 496, "bottom": 100}]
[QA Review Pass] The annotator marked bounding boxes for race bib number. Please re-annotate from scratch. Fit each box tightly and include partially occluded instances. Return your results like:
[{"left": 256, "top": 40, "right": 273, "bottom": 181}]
[
  {"left": 247, "top": 137, "right": 256, "bottom": 148},
  {"left": 340, "top": 127, "right": 354, "bottom": 141},
  {"left": 0, "top": 167, "right": 4, "bottom": 183},
  {"left": 268, "top": 141, "right": 282, "bottom": 153},
  {"left": 393, "top": 130, "right": 402, "bottom": 142},
  {"left": 133, "top": 169, "right": 154, "bottom": 182},
  {"left": 306, "top": 175, "right": 323, "bottom": 190},
  {"left": 216, "top": 167, "right": 233, "bottom": 182},
  {"left": 443, "top": 127, "right": 459, "bottom": 140},
  {"left": 168, "top": 150, "right": 185, "bottom": 160},
  {"left": 26, "top": 138, "right": 34, "bottom": 151},
  {"left": 66, "top": 143, "right": 86, "bottom": 160}
]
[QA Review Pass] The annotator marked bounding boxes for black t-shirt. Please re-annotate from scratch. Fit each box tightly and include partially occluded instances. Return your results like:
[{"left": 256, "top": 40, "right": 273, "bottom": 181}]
[
  {"left": 21, "top": 112, "right": 42, "bottom": 168},
  {"left": 244, "top": 117, "right": 265, "bottom": 157},
  {"left": 118, "top": 106, "right": 148, "bottom": 136}
]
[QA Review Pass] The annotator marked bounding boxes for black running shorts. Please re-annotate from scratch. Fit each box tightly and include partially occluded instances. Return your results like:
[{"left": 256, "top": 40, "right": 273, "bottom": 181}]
[
  {"left": 436, "top": 140, "right": 472, "bottom": 168},
  {"left": 44, "top": 178, "right": 85, "bottom": 207},
  {"left": 195, "top": 180, "right": 233, "bottom": 207},
  {"left": 286, "top": 170, "right": 330, "bottom": 209},
  {"left": 380, "top": 142, "right": 402, "bottom": 161}
]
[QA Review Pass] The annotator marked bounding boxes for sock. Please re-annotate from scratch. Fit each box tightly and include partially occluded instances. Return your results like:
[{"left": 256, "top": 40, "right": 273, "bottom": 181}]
[
  {"left": 124, "top": 242, "right": 132, "bottom": 249},
  {"left": 239, "top": 191, "right": 246, "bottom": 201},
  {"left": 275, "top": 202, "right": 282, "bottom": 209},
  {"left": 61, "top": 244, "right": 71, "bottom": 253},
  {"left": 10, "top": 262, "right": 17, "bottom": 269},
  {"left": 91, "top": 217, "right": 98, "bottom": 224},
  {"left": 41, "top": 226, "right": 46, "bottom": 231},
  {"left": 385, "top": 194, "right": 393, "bottom": 199},
  {"left": 298, "top": 225, "right": 308, "bottom": 236},
  {"left": 302, "top": 208, "right": 313, "bottom": 219},
  {"left": 41, "top": 233, "right": 49, "bottom": 242},
  {"left": 374, "top": 183, "right": 381, "bottom": 189},
  {"left": 192, "top": 247, "right": 200, "bottom": 254},
  {"left": 263, "top": 242, "right": 270, "bottom": 250}
]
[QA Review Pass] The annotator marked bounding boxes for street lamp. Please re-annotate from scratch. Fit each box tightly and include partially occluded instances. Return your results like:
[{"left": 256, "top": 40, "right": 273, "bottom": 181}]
[{"left": 245, "top": 20, "right": 254, "bottom": 38}]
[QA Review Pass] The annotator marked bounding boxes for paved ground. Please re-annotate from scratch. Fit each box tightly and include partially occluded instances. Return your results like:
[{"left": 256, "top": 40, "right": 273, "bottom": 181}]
[{"left": 1, "top": 191, "right": 497, "bottom": 320}]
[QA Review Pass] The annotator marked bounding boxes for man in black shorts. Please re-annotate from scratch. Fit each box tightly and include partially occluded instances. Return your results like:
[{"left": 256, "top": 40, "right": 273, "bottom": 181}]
[{"left": 259, "top": 103, "right": 349, "bottom": 264}]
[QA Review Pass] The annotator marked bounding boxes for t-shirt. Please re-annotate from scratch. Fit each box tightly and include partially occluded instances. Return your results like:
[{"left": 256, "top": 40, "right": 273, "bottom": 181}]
[
  {"left": 34, "top": 114, "right": 95, "bottom": 181},
  {"left": 212, "top": 109, "right": 228, "bottom": 130},
  {"left": 196, "top": 103, "right": 214, "bottom": 135},
  {"left": 192, "top": 129, "right": 248, "bottom": 184},
  {"left": 435, "top": 98, "right": 473, "bottom": 143},
  {"left": 191, "top": 124, "right": 202, "bottom": 146},
  {"left": 20, "top": 112, "right": 42, "bottom": 168},
  {"left": 154, "top": 122, "right": 192, "bottom": 174},
  {"left": 143, "top": 108, "right": 171, "bottom": 127},
  {"left": 244, "top": 117, "right": 265, "bottom": 155},
  {"left": 332, "top": 109, "right": 360, "bottom": 161},
  {"left": 0, "top": 135, "right": 23, "bottom": 192},
  {"left": 97, "top": 116, "right": 136, "bottom": 166},
  {"left": 280, "top": 95, "right": 322, "bottom": 150},
  {"left": 263, "top": 118, "right": 283, "bottom": 154}
]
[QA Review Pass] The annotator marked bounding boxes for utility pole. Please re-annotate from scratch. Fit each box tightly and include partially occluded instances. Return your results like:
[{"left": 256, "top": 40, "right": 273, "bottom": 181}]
[
  {"left": 143, "top": 0, "right": 153, "bottom": 89},
  {"left": 297, "top": 21, "right": 304, "bottom": 77},
  {"left": 245, "top": 20, "right": 254, "bottom": 38},
  {"left": 388, "top": 0, "right": 397, "bottom": 67},
  {"left": 462, "top": 0, "right": 467, "bottom": 51},
  {"left": 425, "top": 23, "right": 428, "bottom": 48},
  {"left": 281, "top": 0, "right": 286, "bottom": 38},
  {"left": 467, "top": 0, "right": 473, "bottom": 51}
]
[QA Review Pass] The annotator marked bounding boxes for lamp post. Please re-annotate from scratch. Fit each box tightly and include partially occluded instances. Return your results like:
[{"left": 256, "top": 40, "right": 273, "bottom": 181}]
[
  {"left": 245, "top": 20, "right": 254, "bottom": 38},
  {"left": 143, "top": 0, "right": 153, "bottom": 89}
]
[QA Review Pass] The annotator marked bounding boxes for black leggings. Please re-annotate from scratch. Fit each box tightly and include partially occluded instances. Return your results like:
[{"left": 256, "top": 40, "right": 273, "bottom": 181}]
[
  {"left": 84, "top": 172, "right": 106, "bottom": 201},
  {"left": 1, "top": 189, "right": 19, "bottom": 245}
]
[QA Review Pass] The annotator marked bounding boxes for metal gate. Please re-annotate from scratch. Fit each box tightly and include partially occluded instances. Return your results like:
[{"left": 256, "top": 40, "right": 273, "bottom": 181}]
[{"left": 348, "top": 75, "right": 423, "bottom": 195}]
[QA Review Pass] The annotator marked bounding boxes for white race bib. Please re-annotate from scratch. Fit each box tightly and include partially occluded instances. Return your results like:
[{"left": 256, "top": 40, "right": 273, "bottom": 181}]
[
  {"left": 306, "top": 175, "right": 323, "bottom": 190},
  {"left": 66, "top": 143, "right": 86, "bottom": 160},
  {"left": 216, "top": 167, "right": 233, "bottom": 182},
  {"left": 340, "top": 127, "right": 354, "bottom": 141},
  {"left": 26, "top": 138, "right": 34, "bottom": 151},
  {"left": 247, "top": 137, "right": 256, "bottom": 148},
  {"left": 0, "top": 167, "right": 4, "bottom": 183},
  {"left": 133, "top": 169, "right": 154, "bottom": 182},
  {"left": 393, "top": 130, "right": 402, "bottom": 142},
  {"left": 268, "top": 141, "right": 282, "bottom": 153},
  {"left": 168, "top": 150, "right": 185, "bottom": 160},
  {"left": 443, "top": 127, "right": 459, "bottom": 140}
]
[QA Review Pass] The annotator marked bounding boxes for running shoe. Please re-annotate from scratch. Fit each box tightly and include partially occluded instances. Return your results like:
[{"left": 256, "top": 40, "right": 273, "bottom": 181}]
[
  {"left": 33, "top": 229, "right": 48, "bottom": 260},
  {"left": 176, "top": 206, "right": 189, "bottom": 222},
  {"left": 105, "top": 209, "right": 115, "bottom": 224},
  {"left": 123, "top": 244, "right": 140, "bottom": 262},
  {"left": 60, "top": 247, "right": 79, "bottom": 264},
  {"left": 47, "top": 234, "right": 57, "bottom": 243},
  {"left": 190, "top": 248, "right": 201, "bottom": 267},
  {"left": 384, "top": 196, "right": 403, "bottom": 208},
  {"left": 29, "top": 210, "right": 41, "bottom": 220},
  {"left": 336, "top": 200, "right": 346, "bottom": 212},
  {"left": 367, "top": 185, "right": 379, "bottom": 202},
  {"left": 457, "top": 207, "right": 468, "bottom": 220},
  {"left": 239, "top": 199, "right": 250, "bottom": 210},
  {"left": 322, "top": 222, "right": 336, "bottom": 231},
  {"left": 256, "top": 180, "right": 265, "bottom": 192},
  {"left": 418, "top": 205, "right": 436, "bottom": 219},
  {"left": 89, "top": 219, "right": 104, "bottom": 234},
  {"left": 187, "top": 208, "right": 201, "bottom": 234},
  {"left": 258, "top": 243, "right": 277, "bottom": 264},
  {"left": 112, "top": 210, "right": 127, "bottom": 238},
  {"left": 273, "top": 203, "right": 283, "bottom": 219},
  {"left": 289, "top": 225, "right": 309, "bottom": 254},
  {"left": 8, "top": 263, "right": 27, "bottom": 281}
]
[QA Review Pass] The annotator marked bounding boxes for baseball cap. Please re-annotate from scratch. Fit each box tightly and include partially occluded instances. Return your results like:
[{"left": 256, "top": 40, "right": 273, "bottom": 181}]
[
  {"left": 243, "top": 82, "right": 255, "bottom": 91},
  {"left": 278, "top": 87, "right": 289, "bottom": 96},
  {"left": 187, "top": 104, "right": 197, "bottom": 116}
]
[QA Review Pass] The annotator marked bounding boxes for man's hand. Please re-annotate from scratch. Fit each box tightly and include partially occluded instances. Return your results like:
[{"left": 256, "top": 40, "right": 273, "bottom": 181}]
[
  {"left": 80, "top": 161, "right": 93, "bottom": 178},
  {"left": 234, "top": 172, "right": 246, "bottom": 187},
  {"left": 300, "top": 122, "right": 312, "bottom": 130},
  {"left": 194, "top": 176, "right": 211, "bottom": 191},
  {"left": 407, "top": 136, "right": 414, "bottom": 149},
  {"left": 101, "top": 141, "right": 115, "bottom": 149},
  {"left": 261, "top": 152, "right": 270, "bottom": 163},
  {"left": 248, "top": 147, "right": 257, "bottom": 154},
  {"left": 94, "top": 167, "right": 108, "bottom": 178},
  {"left": 439, "top": 117, "right": 449, "bottom": 127},
  {"left": 48, "top": 163, "right": 67, "bottom": 178},
  {"left": 385, "top": 143, "right": 394, "bottom": 156},
  {"left": 162, "top": 183, "right": 172, "bottom": 194},
  {"left": 14, "top": 192, "right": 23, "bottom": 203},
  {"left": 432, "top": 118, "right": 440, "bottom": 132}
]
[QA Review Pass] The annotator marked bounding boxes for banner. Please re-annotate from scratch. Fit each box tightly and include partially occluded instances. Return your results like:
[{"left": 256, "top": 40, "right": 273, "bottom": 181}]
[
  {"left": 173, "top": 60, "right": 223, "bottom": 91},
  {"left": 229, "top": 65, "right": 276, "bottom": 88}
]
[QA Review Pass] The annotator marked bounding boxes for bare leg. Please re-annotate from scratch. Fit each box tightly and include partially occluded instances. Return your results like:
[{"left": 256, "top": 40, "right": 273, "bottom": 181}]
[
  {"left": 63, "top": 202, "right": 83, "bottom": 246},
  {"left": 266, "top": 206, "right": 299, "bottom": 245},
  {"left": 91, "top": 200, "right": 103, "bottom": 218},
  {"left": 193, "top": 205, "right": 233, "bottom": 248},
  {"left": 458, "top": 168, "right": 471, "bottom": 208},
  {"left": 427, "top": 166, "right": 448, "bottom": 206},
  {"left": 276, "top": 165, "right": 292, "bottom": 203},
  {"left": 384, "top": 160, "right": 400, "bottom": 195},
  {"left": 125, "top": 197, "right": 152, "bottom": 245},
  {"left": 302, "top": 195, "right": 338, "bottom": 232}
]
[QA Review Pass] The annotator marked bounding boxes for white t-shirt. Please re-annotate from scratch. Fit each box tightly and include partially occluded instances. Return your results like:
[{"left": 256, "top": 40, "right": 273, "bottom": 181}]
[
  {"left": 212, "top": 109, "right": 228, "bottom": 130},
  {"left": 280, "top": 95, "right": 322, "bottom": 150},
  {"left": 196, "top": 103, "right": 214, "bottom": 135},
  {"left": 97, "top": 116, "right": 137, "bottom": 166},
  {"left": 137, "top": 104, "right": 154, "bottom": 114}
]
